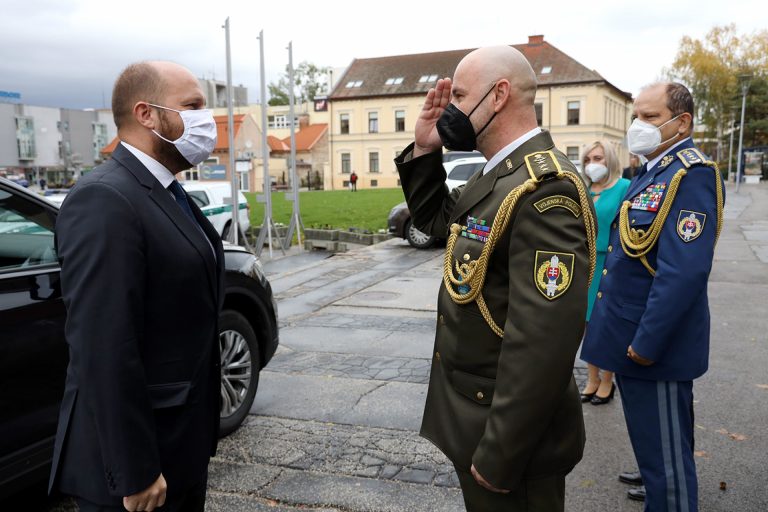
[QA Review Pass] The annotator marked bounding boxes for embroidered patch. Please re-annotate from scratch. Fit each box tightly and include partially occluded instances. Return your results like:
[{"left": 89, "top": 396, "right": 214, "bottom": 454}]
[
  {"left": 534, "top": 251, "right": 574, "bottom": 300},
  {"left": 524, "top": 151, "right": 562, "bottom": 181},
  {"left": 533, "top": 195, "right": 582, "bottom": 218},
  {"left": 677, "top": 148, "right": 706, "bottom": 168},
  {"left": 677, "top": 210, "right": 706, "bottom": 242},
  {"left": 631, "top": 183, "right": 666, "bottom": 211},
  {"left": 459, "top": 215, "right": 490, "bottom": 243},
  {"left": 658, "top": 155, "right": 675, "bottom": 170}
]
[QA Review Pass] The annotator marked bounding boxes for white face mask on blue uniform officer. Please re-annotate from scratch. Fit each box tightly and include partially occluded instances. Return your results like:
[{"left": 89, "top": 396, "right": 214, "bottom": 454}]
[
  {"left": 626, "top": 114, "right": 682, "bottom": 156},
  {"left": 148, "top": 103, "right": 217, "bottom": 165}
]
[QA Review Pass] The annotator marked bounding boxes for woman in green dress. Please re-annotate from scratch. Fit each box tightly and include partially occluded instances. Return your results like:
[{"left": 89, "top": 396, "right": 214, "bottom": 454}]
[{"left": 580, "top": 141, "right": 631, "bottom": 405}]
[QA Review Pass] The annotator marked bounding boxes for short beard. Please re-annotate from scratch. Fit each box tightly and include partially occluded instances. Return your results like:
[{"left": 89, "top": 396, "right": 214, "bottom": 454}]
[{"left": 153, "top": 110, "right": 193, "bottom": 173}]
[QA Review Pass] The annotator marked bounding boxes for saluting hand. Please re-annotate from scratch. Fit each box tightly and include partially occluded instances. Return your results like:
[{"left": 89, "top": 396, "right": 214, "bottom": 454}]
[
  {"left": 413, "top": 77, "right": 452, "bottom": 158},
  {"left": 627, "top": 346, "right": 654, "bottom": 366},
  {"left": 471, "top": 464, "right": 510, "bottom": 494},
  {"left": 123, "top": 473, "right": 167, "bottom": 512}
]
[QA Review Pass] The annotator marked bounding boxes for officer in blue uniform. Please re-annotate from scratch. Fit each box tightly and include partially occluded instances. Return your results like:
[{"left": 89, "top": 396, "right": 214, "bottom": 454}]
[{"left": 581, "top": 82, "right": 724, "bottom": 511}]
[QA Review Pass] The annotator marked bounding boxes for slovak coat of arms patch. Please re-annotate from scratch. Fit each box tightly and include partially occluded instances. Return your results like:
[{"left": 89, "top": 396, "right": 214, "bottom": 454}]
[
  {"left": 676, "top": 210, "right": 706, "bottom": 242},
  {"left": 534, "top": 251, "right": 574, "bottom": 300}
]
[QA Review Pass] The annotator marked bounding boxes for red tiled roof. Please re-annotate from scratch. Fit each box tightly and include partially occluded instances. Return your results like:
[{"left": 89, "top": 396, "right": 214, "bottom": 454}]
[
  {"left": 100, "top": 137, "right": 119, "bottom": 155},
  {"left": 330, "top": 35, "right": 630, "bottom": 100},
  {"left": 214, "top": 114, "right": 245, "bottom": 151},
  {"left": 271, "top": 123, "right": 328, "bottom": 153},
  {"left": 268, "top": 135, "right": 289, "bottom": 151}
]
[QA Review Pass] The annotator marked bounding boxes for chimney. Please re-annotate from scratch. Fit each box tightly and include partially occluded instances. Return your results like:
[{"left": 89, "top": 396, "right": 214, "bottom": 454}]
[
  {"left": 299, "top": 114, "right": 310, "bottom": 130},
  {"left": 528, "top": 35, "right": 544, "bottom": 45}
]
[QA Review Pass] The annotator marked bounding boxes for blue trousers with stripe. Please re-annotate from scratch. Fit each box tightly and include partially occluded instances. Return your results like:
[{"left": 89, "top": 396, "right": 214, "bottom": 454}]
[{"left": 616, "top": 375, "right": 698, "bottom": 512}]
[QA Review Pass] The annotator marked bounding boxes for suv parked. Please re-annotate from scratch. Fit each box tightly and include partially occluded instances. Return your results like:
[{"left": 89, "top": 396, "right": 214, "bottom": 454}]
[
  {"left": 182, "top": 182, "right": 250, "bottom": 240},
  {"left": 0, "top": 177, "right": 278, "bottom": 500}
]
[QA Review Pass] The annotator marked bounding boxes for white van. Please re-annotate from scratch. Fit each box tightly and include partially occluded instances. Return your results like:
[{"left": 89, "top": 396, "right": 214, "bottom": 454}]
[{"left": 182, "top": 182, "right": 250, "bottom": 239}]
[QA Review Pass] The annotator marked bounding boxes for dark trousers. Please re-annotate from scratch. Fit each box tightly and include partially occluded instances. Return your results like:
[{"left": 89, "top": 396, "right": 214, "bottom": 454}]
[
  {"left": 617, "top": 375, "right": 698, "bottom": 512},
  {"left": 76, "top": 479, "right": 206, "bottom": 512},
  {"left": 455, "top": 467, "right": 565, "bottom": 512}
]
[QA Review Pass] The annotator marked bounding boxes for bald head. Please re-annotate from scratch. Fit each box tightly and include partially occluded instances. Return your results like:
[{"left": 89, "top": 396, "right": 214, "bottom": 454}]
[
  {"left": 112, "top": 61, "right": 198, "bottom": 130},
  {"left": 455, "top": 45, "right": 537, "bottom": 107}
]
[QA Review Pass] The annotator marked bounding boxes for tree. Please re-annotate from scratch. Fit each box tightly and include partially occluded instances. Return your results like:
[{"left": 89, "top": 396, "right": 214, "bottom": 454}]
[
  {"left": 268, "top": 61, "right": 330, "bottom": 106},
  {"left": 667, "top": 25, "right": 768, "bottom": 163}
]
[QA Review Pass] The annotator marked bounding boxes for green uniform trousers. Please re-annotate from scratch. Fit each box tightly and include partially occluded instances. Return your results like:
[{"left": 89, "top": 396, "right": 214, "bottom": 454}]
[{"left": 455, "top": 467, "right": 565, "bottom": 512}]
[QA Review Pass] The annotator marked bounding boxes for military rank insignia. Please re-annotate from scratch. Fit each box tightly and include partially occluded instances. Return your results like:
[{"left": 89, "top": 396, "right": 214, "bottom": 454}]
[
  {"left": 658, "top": 155, "right": 675, "bottom": 169},
  {"left": 631, "top": 183, "right": 666, "bottom": 211},
  {"left": 677, "top": 210, "right": 706, "bottom": 242},
  {"left": 534, "top": 251, "right": 574, "bottom": 300},
  {"left": 460, "top": 215, "right": 490, "bottom": 243}
]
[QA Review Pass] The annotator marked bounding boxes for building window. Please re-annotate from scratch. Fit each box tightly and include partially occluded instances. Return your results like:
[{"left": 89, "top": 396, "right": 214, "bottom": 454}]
[
  {"left": 369, "top": 152, "right": 379, "bottom": 173},
  {"left": 268, "top": 114, "right": 291, "bottom": 129},
  {"left": 343, "top": 180, "right": 350, "bottom": 187},
  {"left": 368, "top": 112, "right": 378, "bottom": 133},
  {"left": 340, "top": 113, "right": 349, "bottom": 134},
  {"left": 397, "top": 179, "right": 401, "bottom": 186},
  {"left": 385, "top": 77, "right": 404, "bottom": 85},
  {"left": 238, "top": 171, "right": 250, "bottom": 191},
  {"left": 15, "top": 116, "right": 36, "bottom": 160},
  {"left": 566, "top": 146, "right": 579, "bottom": 164},
  {"left": 345, "top": 80, "right": 363, "bottom": 88},
  {"left": 341, "top": 153, "right": 351, "bottom": 173},
  {"left": 541, "top": 66, "right": 552, "bottom": 74},
  {"left": 93, "top": 123, "right": 108, "bottom": 160},
  {"left": 184, "top": 170, "right": 200, "bottom": 181},
  {"left": 395, "top": 110, "right": 405, "bottom": 132},
  {"left": 371, "top": 179, "right": 378, "bottom": 187},
  {"left": 418, "top": 74, "right": 438, "bottom": 83},
  {"left": 534, "top": 103, "right": 543, "bottom": 127},
  {"left": 567, "top": 101, "right": 580, "bottom": 125}
]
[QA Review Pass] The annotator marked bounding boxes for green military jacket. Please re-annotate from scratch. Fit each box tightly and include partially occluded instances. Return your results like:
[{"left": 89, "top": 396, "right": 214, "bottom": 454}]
[{"left": 395, "top": 130, "right": 593, "bottom": 491}]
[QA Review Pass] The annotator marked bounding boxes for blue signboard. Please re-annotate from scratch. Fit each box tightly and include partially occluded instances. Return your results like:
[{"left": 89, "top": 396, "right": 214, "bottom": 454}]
[
  {"left": 200, "top": 164, "right": 226, "bottom": 180},
  {"left": 0, "top": 90, "right": 22, "bottom": 101}
]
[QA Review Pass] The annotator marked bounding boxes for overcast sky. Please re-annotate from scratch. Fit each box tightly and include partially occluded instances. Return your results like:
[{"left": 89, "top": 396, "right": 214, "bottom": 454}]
[{"left": 0, "top": 0, "right": 764, "bottom": 110}]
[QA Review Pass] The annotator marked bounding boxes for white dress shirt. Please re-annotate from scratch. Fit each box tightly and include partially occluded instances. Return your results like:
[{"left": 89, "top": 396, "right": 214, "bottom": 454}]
[{"left": 482, "top": 127, "right": 542, "bottom": 175}]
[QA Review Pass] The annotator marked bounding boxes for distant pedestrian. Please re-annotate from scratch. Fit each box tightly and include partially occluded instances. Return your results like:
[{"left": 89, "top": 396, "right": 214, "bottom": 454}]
[
  {"left": 622, "top": 154, "right": 642, "bottom": 180},
  {"left": 39, "top": 177, "right": 47, "bottom": 190},
  {"left": 580, "top": 82, "right": 725, "bottom": 510},
  {"left": 350, "top": 171, "right": 358, "bottom": 191}
]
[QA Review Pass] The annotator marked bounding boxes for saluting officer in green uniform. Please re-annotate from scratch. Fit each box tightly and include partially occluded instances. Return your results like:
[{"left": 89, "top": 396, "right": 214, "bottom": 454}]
[{"left": 395, "top": 45, "right": 597, "bottom": 511}]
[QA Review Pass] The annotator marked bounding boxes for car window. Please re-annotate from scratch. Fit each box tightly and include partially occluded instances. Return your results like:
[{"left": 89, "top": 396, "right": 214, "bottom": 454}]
[
  {"left": 0, "top": 189, "right": 57, "bottom": 271},
  {"left": 187, "top": 190, "right": 210, "bottom": 208},
  {"left": 447, "top": 162, "right": 485, "bottom": 181}
]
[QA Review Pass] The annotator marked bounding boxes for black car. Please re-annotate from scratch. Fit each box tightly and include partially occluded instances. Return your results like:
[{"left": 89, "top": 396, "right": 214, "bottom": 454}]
[{"left": 0, "top": 177, "right": 278, "bottom": 499}]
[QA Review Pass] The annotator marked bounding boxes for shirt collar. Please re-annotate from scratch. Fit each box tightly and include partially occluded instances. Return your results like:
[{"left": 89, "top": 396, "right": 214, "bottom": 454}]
[
  {"left": 482, "top": 127, "right": 542, "bottom": 175},
  {"left": 121, "top": 141, "right": 177, "bottom": 188},
  {"left": 646, "top": 137, "right": 691, "bottom": 171}
]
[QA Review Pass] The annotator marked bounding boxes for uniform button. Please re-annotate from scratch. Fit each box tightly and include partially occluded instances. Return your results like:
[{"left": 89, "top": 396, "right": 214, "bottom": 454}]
[
  {"left": 607, "top": 245, "right": 613, "bottom": 252},
  {"left": 439, "top": 314, "right": 445, "bottom": 324},
  {"left": 597, "top": 291, "right": 603, "bottom": 299},
  {"left": 631, "top": 219, "right": 636, "bottom": 225},
  {"left": 476, "top": 391, "right": 484, "bottom": 400},
  {"left": 612, "top": 222, "right": 617, "bottom": 229},
  {"left": 602, "top": 269, "right": 608, "bottom": 276},
  {"left": 435, "top": 351, "right": 441, "bottom": 361},
  {"left": 463, "top": 253, "right": 471, "bottom": 262}
]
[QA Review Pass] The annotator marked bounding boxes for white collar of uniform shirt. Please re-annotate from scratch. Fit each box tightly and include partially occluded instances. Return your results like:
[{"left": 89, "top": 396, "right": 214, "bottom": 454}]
[
  {"left": 646, "top": 136, "right": 691, "bottom": 171},
  {"left": 482, "top": 127, "right": 542, "bottom": 175},
  {"left": 121, "top": 140, "right": 176, "bottom": 189}
]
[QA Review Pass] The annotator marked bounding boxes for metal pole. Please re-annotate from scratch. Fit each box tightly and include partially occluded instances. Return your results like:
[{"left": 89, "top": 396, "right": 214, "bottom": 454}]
[
  {"left": 283, "top": 40, "right": 304, "bottom": 250},
  {"left": 223, "top": 17, "right": 239, "bottom": 245},
  {"left": 736, "top": 82, "right": 748, "bottom": 193},
  {"left": 727, "top": 112, "right": 735, "bottom": 181}
]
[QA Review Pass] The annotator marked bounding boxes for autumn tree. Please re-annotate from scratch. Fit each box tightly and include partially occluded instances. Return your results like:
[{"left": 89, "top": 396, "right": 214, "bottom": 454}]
[
  {"left": 268, "top": 61, "right": 330, "bottom": 106},
  {"left": 667, "top": 25, "right": 768, "bottom": 164}
]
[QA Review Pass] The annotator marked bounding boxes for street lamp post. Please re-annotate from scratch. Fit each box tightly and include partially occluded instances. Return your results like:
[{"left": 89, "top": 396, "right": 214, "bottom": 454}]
[{"left": 735, "top": 75, "right": 751, "bottom": 193}]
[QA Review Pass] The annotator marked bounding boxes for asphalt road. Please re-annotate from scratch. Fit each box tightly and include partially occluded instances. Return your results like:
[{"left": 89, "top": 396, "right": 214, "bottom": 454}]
[{"left": 8, "top": 181, "right": 768, "bottom": 511}]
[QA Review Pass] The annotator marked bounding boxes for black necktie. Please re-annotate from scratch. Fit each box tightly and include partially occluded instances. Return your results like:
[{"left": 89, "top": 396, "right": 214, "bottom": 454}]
[{"left": 168, "top": 180, "right": 197, "bottom": 222}]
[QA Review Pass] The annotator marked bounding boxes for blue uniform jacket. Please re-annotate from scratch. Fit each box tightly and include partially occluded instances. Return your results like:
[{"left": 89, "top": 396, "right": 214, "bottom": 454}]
[{"left": 581, "top": 138, "right": 724, "bottom": 381}]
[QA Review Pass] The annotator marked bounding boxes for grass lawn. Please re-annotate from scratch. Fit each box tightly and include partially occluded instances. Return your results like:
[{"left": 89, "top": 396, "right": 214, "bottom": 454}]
[{"left": 244, "top": 188, "right": 406, "bottom": 232}]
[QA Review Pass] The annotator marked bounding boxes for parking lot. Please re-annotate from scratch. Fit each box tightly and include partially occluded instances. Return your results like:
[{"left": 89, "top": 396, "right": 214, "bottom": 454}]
[{"left": 6, "top": 181, "right": 768, "bottom": 511}]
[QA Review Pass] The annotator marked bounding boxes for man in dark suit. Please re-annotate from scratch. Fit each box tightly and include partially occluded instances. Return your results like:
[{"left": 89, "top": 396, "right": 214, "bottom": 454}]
[
  {"left": 395, "top": 45, "right": 596, "bottom": 511},
  {"left": 623, "top": 154, "right": 642, "bottom": 180},
  {"left": 49, "top": 61, "right": 224, "bottom": 512}
]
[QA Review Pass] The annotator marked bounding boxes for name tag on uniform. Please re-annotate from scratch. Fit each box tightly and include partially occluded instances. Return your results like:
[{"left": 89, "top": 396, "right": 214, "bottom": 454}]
[{"left": 631, "top": 183, "right": 666, "bottom": 212}]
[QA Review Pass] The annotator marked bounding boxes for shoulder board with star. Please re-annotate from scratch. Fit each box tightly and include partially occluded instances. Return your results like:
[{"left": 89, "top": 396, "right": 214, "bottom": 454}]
[
  {"left": 677, "top": 148, "right": 714, "bottom": 169},
  {"left": 523, "top": 150, "right": 562, "bottom": 182}
]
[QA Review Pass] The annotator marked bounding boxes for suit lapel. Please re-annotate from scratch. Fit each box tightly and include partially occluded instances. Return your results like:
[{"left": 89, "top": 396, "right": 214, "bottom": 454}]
[
  {"left": 112, "top": 143, "right": 220, "bottom": 299},
  {"left": 449, "top": 131, "right": 556, "bottom": 225}
]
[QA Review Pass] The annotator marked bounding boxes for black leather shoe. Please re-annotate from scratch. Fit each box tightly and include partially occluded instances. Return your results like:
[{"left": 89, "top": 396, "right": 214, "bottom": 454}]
[
  {"left": 619, "top": 471, "right": 643, "bottom": 485},
  {"left": 580, "top": 390, "right": 596, "bottom": 403},
  {"left": 627, "top": 486, "right": 646, "bottom": 501},
  {"left": 590, "top": 383, "right": 616, "bottom": 405}
]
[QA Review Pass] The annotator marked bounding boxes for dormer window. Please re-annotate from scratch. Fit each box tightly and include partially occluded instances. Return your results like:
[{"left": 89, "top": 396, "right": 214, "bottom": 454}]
[
  {"left": 541, "top": 66, "right": 552, "bottom": 74},
  {"left": 418, "top": 74, "right": 438, "bottom": 83},
  {"left": 345, "top": 80, "right": 363, "bottom": 88},
  {"left": 385, "top": 77, "right": 404, "bottom": 85}
]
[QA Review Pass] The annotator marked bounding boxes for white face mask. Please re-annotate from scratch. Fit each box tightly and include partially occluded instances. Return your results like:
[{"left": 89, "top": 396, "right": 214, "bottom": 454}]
[
  {"left": 148, "top": 103, "right": 217, "bottom": 165},
  {"left": 584, "top": 163, "right": 609, "bottom": 182},
  {"left": 626, "top": 115, "right": 681, "bottom": 156}
]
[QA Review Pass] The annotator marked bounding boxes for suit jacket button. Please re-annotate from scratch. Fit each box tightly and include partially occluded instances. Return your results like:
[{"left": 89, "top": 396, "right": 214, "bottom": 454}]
[
  {"left": 476, "top": 391, "right": 484, "bottom": 400},
  {"left": 463, "top": 253, "right": 471, "bottom": 262}
]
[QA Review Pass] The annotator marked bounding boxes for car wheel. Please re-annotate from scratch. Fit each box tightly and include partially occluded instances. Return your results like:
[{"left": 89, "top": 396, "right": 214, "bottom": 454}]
[
  {"left": 222, "top": 222, "right": 232, "bottom": 242},
  {"left": 218, "top": 309, "right": 261, "bottom": 437},
  {"left": 405, "top": 219, "right": 436, "bottom": 249}
]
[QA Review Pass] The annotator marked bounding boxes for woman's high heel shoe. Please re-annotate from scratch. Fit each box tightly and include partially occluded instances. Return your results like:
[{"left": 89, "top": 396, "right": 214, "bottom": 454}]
[
  {"left": 580, "top": 384, "right": 599, "bottom": 403},
  {"left": 590, "top": 383, "right": 616, "bottom": 405}
]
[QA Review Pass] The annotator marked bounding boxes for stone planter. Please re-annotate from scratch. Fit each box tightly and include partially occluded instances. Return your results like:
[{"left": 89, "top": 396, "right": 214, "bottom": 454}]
[
  {"left": 338, "top": 231, "right": 374, "bottom": 245},
  {"left": 304, "top": 228, "right": 340, "bottom": 241}
]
